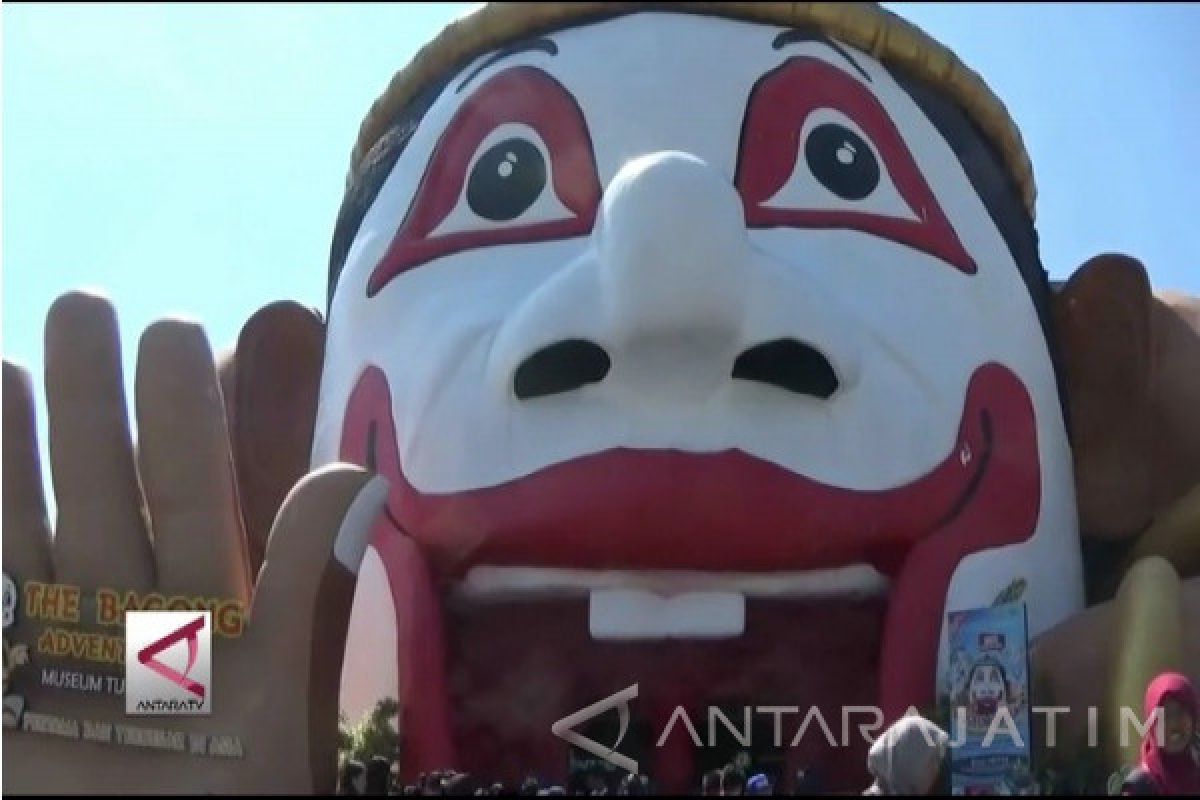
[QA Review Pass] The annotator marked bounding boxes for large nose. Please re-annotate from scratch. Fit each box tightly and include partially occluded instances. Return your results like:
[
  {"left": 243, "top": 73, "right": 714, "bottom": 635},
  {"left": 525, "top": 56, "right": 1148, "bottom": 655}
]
[
  {"left": 491, "top": 151, "right": 851, "bottom": 406},
  {"left": 596, "top": 152, "right": 747, "bottom": 347}
]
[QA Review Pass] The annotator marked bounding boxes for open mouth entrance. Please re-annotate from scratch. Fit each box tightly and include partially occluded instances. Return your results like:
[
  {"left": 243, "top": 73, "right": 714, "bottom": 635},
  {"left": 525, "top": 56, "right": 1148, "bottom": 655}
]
[
  {"left": 441, "top": 589, "right": 887, "bottom": 793},
  {"left": 340, "top": 360, "right": 1042, "bottom": 794}
]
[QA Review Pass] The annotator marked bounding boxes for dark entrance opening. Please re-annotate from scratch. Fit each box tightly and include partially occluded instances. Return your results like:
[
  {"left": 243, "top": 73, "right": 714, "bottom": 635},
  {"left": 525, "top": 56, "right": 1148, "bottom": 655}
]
[
  {"left": 692, "top": 701, "right": 789, "bottom": 793},
  {"left": 565, "top": 708, "right": 654, "bottom": 793}
]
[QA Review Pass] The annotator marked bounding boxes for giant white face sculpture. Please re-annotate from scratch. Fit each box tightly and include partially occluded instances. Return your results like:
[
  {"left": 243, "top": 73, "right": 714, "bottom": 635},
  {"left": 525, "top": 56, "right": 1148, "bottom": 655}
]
[{"left": 313, "top": 10, "right": 1084, "bottom": 790}]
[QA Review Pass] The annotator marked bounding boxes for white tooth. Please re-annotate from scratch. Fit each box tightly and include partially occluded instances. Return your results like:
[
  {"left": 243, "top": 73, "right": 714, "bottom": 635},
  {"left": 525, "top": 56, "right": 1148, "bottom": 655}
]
[
  {"left": 458, "top": 564, "right": 889, "bottom": 600},
  {"left": 588, "top": 589, "right": 745, "bottom": 640}
]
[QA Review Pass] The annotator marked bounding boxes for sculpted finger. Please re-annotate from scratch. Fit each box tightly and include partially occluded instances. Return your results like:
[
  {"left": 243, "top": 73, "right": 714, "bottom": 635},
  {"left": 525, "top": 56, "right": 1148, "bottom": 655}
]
[
  {"left": 3, "top": 361, "right": 53, "bottom": 585},
  {"left": 1030, "top": 600, "right": 1111, "bottom": 755},
  {"left": 1107, "top": 557, "right": 1185, "bottom": 769},
  {"left": 243, "top": 465, "right": 386, "bottom": 791},
  {"left": 216, "top": 344, "right": 238, "bottom": 451},
  {"left": 1054, "top": 255, "right": 1154, "bottom": 538},
  {"left": 1032, "top": 568, "right": 1199, "bottom": 770},
  {"left": 45, "top": 291, "right": 153, "bottom": 591},
  {"left": 1185, "top": 577, "right": 1200, "bottom": 685},
  {"left": 230, "top": 301, "right": 325, "bottom": 575},
  {"left": 136, "top": 319, "right": 251, "bottom": 602}
]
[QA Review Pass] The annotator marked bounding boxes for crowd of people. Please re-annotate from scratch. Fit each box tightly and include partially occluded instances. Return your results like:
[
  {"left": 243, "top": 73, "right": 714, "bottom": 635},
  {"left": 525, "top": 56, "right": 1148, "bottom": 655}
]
[
  {"left": 337, "top": 671, "right": 1199, "bottom": 796},
  {"left": 336, "top": 762, "right": 658, "bottom": 796},
  {"left": 336, "top": 761, "right": 795, "bottom": 796},
  {"left": 336, "top": 754, "right": 833, "bottom": 797}
]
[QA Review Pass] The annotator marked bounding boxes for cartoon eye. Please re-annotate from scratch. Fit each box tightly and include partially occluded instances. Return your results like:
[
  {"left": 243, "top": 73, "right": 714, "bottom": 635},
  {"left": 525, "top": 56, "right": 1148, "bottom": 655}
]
[
  {"left": 426, "top": 125, "right": 574, "bottom": 239},
  {"left": 761, "top": 109, "right": 917, "bottom": 222},
  {"left": 467, "top": 137, "right": 547, "bottom": 221},
  {"left": 735, "top": 56, "right": 974, "bottom": 273},
  {"left": 368, "top": 67, "right": 601, "bottom": 297},
  {"left": 807, "top": 122, "right": 878, "bottom": 200}
]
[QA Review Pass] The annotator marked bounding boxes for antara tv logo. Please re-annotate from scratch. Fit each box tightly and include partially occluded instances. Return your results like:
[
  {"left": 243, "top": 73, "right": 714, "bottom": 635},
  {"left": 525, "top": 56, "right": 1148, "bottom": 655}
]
[{"left": 125, "top": 611, "right": 211, "bottom": 715}]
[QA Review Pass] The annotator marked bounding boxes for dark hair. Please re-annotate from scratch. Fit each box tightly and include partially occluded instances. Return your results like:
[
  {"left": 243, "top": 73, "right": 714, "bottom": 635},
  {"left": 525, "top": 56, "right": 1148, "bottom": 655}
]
[
  {"left": 793, "top": 765, "right": 822, "bottom": 795},
  {"left": 339, "top": 760, "right": 366, "bottom": 795},
  {"left": 721, "top": 765, "right": 747, "bottom": 792},
  {"left": 443, "top": 772, "right": 477, "bottom": 796},
  {"left": 364, "top": 756, "right": 391, "bottom": 794},
  {"left": 617, "top": 773, "right": 650, "bottom": 796}
]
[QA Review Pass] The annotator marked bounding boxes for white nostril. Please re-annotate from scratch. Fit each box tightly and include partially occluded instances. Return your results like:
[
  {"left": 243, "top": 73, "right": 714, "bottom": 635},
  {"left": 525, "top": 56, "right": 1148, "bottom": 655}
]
[{"left": 596, "top": 152, "right": 748, "bottom": 344}]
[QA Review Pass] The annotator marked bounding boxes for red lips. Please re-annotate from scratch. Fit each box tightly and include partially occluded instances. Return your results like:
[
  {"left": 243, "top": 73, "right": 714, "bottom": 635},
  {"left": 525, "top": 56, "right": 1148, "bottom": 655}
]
[{"left": 339, "top": 360, "right": 1041, "bottom": 785}]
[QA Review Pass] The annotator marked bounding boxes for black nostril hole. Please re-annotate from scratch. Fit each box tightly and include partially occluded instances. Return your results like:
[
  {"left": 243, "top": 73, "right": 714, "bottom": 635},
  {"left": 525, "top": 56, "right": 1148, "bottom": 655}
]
[
  {"left": 732, "top": 338, "right": 839, "bottom": 399},
  {"left": 514, "top": 339, "right": 611, "bottom": 399}
]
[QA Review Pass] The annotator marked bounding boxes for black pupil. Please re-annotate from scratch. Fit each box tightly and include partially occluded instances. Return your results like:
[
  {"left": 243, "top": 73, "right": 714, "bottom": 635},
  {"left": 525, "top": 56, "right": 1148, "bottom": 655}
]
[
  {"left": 467, "top": 138, "right": 547, "bottom": 222},
  {"left": 804, "top": 123, "right": 880, "bottom": 201}
]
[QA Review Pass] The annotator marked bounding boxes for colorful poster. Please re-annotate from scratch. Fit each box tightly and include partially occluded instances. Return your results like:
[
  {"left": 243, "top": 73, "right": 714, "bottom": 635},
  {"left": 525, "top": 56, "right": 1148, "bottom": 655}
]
[{"left": 945, "top": 603, "right": 1033, "bottom": 795}]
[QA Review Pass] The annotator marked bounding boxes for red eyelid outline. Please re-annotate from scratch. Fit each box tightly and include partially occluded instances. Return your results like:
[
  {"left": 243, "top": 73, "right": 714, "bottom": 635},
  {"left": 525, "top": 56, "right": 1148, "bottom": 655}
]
[
  {"left": 735, "top": 56, "right": 975, "bottom": 274},
  {"left": 367, "top": 66, "right": 601, "bottom": 297}
]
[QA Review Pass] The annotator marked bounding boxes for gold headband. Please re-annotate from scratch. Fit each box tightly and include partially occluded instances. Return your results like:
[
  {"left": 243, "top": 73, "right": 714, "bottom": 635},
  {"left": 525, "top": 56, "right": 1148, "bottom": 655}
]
[{"left": 348, "top": 2, "right": 1036, "bottom": 218}]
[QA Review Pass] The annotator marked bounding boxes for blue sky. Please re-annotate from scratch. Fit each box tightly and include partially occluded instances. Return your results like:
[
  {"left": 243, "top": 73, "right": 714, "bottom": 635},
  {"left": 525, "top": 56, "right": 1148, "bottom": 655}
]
[{"left": 3, "top": 3, "right": 1199, "bottom": 511}]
